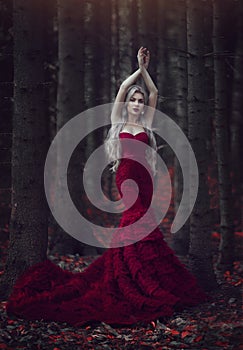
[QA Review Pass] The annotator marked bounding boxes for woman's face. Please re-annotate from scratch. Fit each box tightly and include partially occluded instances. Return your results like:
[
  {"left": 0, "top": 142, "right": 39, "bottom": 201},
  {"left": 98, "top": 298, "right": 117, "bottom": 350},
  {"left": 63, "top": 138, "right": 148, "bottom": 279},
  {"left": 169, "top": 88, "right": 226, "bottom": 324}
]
[{"left": 127, "top": 92, "right": 145, "bottom": 117}]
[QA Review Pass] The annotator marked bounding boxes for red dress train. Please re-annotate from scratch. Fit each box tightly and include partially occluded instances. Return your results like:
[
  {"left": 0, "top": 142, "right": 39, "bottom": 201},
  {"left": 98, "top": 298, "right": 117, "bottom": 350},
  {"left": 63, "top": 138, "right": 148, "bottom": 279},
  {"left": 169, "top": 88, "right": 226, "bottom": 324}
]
[{"left": 6, "top": 132, "right": 208, "bottom": 327}]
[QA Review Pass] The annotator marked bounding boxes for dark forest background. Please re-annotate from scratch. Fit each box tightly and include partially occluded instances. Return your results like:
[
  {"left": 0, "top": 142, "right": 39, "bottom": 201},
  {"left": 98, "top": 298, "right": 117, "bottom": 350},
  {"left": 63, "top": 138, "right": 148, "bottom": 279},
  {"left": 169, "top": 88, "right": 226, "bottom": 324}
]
[{"left": 0, "top": 0, "right": 242, "bottom": 297}]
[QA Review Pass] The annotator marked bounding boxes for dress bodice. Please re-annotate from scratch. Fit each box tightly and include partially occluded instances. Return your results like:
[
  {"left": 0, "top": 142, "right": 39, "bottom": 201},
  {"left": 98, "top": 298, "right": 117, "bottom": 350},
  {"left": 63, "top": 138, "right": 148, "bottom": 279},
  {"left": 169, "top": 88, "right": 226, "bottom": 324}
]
[{"left": 119, "top": 131, "right": 149, "bottom": 160}]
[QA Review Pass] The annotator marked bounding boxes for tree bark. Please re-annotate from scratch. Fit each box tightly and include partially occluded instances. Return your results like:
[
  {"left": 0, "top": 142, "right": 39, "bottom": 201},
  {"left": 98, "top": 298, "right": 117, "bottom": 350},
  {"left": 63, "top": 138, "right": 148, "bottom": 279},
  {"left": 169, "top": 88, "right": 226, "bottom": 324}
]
[
  {"left": 231, "top": 0, "right": 243, "bottom": 233},
  {"left": 187, "top": 0, "right": 217, "bottom": 291},
  {"left": 0, "top": 0, "right": 48, "bottom": 300},
  {"left": 83, "top": 0, "right": 110, "bottom": 255},
  {"left": 45, "top": 0, "right": 58, "bottom": 141},
  {"left": 0, "top": 0, "right": 13, "bottom": 244},
  {"left": 169, "top": 0, "right": 190, "bottom": 255},
  {"left": 51, "top": 0, "right": 89, "bottom": 255},
  {"left": 110, "top": 0, "right": 120, "bottom": 101},
  {"left": 162, "top": 0, "right": 183, "bottom": 116},
  {"left": 117, "top": 0, "right": 133, "bottom": 83},
  {"left": 155, "top": 0, "right": 167, "bottom": 112},
  {"left": 97, "top": 0, "right": 112, "bottom": 105},
  {"left": 138, "top": 0, "right": 158, "bottom": 81},
  {"left": 212, "top": 0, "right": 234, "bottom": 270},
  {"left": 94, "top": 0, "right": 113, "bottom": 228}
]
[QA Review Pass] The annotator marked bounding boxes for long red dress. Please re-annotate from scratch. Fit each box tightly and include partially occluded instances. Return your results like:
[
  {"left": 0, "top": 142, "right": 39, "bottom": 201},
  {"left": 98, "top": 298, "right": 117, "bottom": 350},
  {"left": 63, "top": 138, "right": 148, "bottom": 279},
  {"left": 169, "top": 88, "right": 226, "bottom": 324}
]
[{"left": 6, "top": 132, "right": 208, "bottom": 327}]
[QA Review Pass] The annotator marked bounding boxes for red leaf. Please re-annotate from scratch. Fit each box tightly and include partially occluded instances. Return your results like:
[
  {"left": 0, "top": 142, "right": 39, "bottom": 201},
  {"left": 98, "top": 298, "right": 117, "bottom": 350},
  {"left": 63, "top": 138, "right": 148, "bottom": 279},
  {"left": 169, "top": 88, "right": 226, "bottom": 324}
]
[
  {"left": 181, "top": 331, "right": 190, "bottom": 339},
  {"left": 184, "top": 324, "right": 197, "bottom": 331},
  {"left": 170, "top": 329, "right": 180, "bottom": 336},
  {"left": 7, "top": 319, "right": 15, "bottom": 325},
  {"left": 151, "top": 321, "right": 156, "bottom": 328},
  {"left": 205, "top": 316, "right": 217, "bottom": 322},
  {"left": 211, "top": 232, "right": 220, "bottom": 239},
  {"left": 215, "top": 341, "right": 229, "bottom": 347},
  {"left": 235, "top": 231, "right": 243, "bottom": 237},
  {"left": 233, "top": 280, "right": 242, "bottom": 286},
  {"left": 194, "top": 335, "right": 203, "bottom": 342}
]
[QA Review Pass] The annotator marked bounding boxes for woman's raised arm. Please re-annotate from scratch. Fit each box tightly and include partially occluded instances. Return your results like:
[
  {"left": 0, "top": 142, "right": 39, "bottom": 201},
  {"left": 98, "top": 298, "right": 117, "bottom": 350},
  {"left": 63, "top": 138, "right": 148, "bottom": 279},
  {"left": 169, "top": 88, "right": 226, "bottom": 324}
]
[
  {"left": 110, "top": 68, "right": 141, "bottom": 125},
  {"left": 138, "top": 47, "right": 158, "bottom": 128}
]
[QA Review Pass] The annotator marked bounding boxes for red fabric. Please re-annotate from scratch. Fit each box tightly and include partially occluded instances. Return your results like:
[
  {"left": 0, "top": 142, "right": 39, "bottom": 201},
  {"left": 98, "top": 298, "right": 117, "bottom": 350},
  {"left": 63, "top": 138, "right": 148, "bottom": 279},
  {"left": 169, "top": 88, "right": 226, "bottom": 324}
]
[{"left": 6, "top": 132, "right": 208, "bottom": 326}]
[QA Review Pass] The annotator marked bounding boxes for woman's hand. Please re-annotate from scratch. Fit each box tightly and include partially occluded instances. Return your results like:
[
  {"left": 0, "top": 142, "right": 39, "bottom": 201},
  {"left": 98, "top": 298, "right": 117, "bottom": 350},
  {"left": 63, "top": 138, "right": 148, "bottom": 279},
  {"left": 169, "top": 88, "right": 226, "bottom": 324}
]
[{"left": 137, "top": 47, "right": 150, "bottom": 70}]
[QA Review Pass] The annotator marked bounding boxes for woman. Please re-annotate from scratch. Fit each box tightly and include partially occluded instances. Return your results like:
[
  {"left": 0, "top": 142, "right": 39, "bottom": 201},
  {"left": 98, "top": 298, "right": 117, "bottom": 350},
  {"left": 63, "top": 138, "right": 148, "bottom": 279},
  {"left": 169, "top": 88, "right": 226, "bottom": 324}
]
[
  {"left": 6, "top": 47, "right": 208, "bottom": 327},
  {"left": 105, "top": 47, "right": 157, "bottom": 174},
  {"left": 105, "top": 47, "right": 159, "bottom": 247}
]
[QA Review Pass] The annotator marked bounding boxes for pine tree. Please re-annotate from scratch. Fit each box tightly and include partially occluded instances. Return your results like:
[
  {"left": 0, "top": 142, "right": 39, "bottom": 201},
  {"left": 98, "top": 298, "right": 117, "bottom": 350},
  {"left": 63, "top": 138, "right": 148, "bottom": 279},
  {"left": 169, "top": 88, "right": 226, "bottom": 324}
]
[
  {"left": 187, "top": 0, "right": 217, "bottom": 290},
  {"left": 0, "top": 0, "right": 48, "bottom": 299},
  {"left": 213, "top": 0, "right": 234, "bottom": 269}
]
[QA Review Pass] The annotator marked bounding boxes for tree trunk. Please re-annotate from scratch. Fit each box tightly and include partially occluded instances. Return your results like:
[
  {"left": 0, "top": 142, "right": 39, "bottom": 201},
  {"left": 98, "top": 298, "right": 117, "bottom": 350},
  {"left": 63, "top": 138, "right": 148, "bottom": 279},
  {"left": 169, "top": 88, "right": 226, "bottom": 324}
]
[
  {"left": 0, "top": 0, "right": 13, "bottom": 246},
  {"left": 83, "top": 0, "right": 110, "bottom": 255},
  {"left": 212, "top": 0, "right": 234, "bottom": 270},
  {"left": 187, "top": 0, "right": 217, "bottom": 291},
  {"left": 45, "top": 0, "right": 58, "bottom": 141},
  {"left": 111, "top": 0, "right": 120, "bottom": 101},
  {"left": 138, "top": 0, "right": 158, "bottom": 81},
  {"left": 94, "top": 0, "right": 113, "bottom": 231},
  {"left": 117, "top": 0, "right": 133, "bottom": 83},
  {"left": 231, "top": 0, "right": 243, "bottom": 233},
  {"left": 156, "top": 0, "right": 167, "bottom": 111},
  {"left": 108, "top": 0, "right": 121, "bottom": 214},
  {"left": 162, "top": 0, "right": 183, "bottom": 117},
  {"left": 52, "top": 0, "right": 90, "bottom": 255},
  {"left": 170, "top": 0, "right": 190, "bottom": 255},
  {"left": 0, "top": 0, "right": 48, "bottom": 300},
  {"left": 97, "top": 0, "right": 112, "bottom": 105}
]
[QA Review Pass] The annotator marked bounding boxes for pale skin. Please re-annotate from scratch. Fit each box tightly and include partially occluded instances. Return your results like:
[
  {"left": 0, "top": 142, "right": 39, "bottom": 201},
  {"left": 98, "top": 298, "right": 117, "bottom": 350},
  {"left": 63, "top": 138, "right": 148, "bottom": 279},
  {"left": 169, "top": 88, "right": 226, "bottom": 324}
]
[{"left": 111, "top": 47, "right": 158, "bottom": 134}]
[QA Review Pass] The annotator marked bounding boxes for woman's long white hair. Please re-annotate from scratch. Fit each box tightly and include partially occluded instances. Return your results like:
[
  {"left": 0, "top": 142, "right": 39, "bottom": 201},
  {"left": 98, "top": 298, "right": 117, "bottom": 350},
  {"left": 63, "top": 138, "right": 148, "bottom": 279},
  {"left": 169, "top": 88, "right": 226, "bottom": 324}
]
[{"left": 105, "top": 85, "right": 157, "bottom": 176}]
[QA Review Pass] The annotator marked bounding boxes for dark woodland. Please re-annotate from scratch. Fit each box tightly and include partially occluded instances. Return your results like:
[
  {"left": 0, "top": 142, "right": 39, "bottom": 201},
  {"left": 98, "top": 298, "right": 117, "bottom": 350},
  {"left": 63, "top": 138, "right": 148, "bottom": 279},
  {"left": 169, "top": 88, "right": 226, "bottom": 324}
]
[{"left": 0, "top": 0, "right": 242, "bottom": 349}]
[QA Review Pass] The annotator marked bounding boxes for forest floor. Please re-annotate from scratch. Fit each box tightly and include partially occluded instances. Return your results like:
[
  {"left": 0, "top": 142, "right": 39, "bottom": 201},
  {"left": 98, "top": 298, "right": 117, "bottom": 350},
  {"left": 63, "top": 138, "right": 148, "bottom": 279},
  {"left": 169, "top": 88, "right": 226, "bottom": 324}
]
[{"left": 0, "top": 234, "right": 242, "bottom": 350}]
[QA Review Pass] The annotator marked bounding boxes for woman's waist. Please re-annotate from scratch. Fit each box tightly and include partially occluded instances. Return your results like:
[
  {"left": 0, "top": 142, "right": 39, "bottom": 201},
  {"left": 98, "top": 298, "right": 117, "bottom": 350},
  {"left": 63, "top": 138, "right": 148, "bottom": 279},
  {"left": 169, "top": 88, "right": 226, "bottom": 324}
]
[
  {"left": 120, "top": 152, "right": 148, "bottom": 161},
  {"left": 117, "top": 158, "right": 153, "bottom": 176}
]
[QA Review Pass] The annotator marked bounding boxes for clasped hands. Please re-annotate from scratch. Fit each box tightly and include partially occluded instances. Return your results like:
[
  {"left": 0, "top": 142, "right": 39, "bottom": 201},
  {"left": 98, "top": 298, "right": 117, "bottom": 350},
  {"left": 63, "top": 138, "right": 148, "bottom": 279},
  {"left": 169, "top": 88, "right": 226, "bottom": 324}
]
[{"left": 137, "top": 46, "right": 150, "bottom": 70}]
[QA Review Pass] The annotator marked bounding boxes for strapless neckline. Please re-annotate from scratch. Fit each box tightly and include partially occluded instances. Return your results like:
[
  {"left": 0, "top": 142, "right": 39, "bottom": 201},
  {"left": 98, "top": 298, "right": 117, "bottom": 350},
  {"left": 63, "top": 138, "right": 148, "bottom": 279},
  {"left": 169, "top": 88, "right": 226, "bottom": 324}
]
[{"left": 119, "top": 131, "right": 147, "bottom": 137}]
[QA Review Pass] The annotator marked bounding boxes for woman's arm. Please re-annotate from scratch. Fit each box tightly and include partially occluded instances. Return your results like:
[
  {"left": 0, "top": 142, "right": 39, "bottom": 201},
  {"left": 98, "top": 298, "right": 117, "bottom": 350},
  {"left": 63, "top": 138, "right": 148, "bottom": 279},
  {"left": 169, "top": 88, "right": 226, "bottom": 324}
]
[
  {"left": 110, "top": 69, "right": 141, "bottom": 125},
  {"left": 138, "top": 47, "right": 158, "bottom": 128}
]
